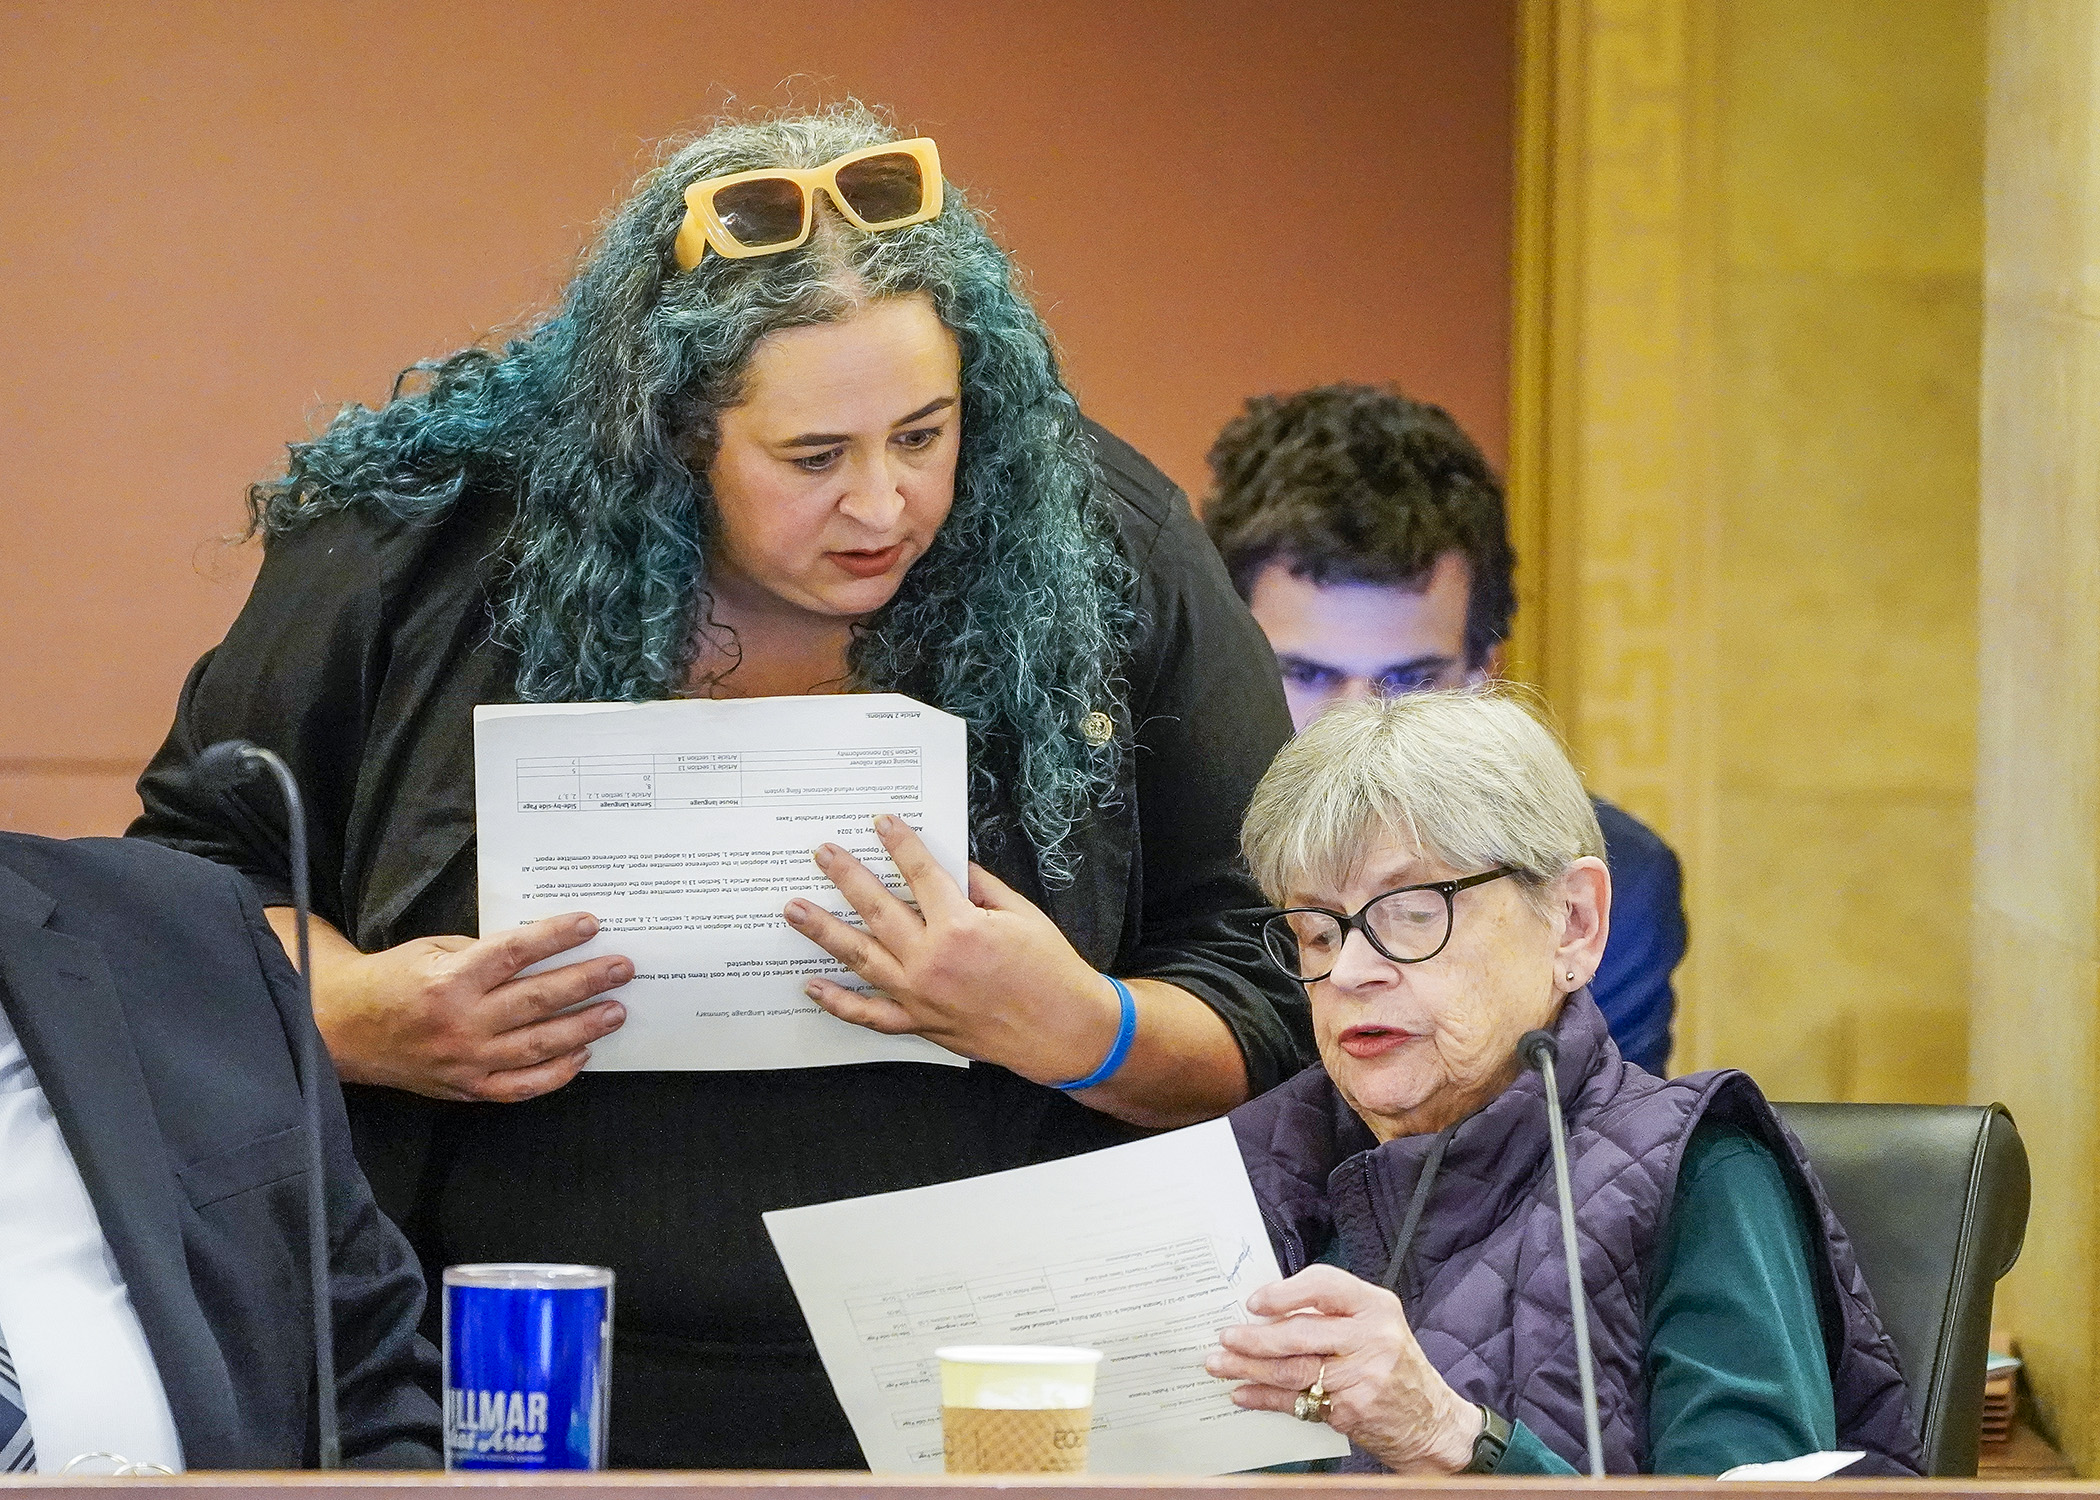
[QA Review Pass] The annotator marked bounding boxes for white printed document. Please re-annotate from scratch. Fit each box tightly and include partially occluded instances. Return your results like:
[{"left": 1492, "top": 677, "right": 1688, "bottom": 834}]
[
  {"left": 763, "top": 1119, "right": 1351, "bottom": 1474},
  {"left": 474, "top": 694, "right": 969, "bottom": 1072},
  {"left": 1719, "top": 1452, "right": 1865, "bottom": 1481}
]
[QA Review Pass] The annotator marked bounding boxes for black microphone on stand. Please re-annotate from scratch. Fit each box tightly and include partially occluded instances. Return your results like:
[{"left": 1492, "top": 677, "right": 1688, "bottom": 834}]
[
  {"left": 192, "top": 741, "right": 339, "bottom": 1471},
  {"left": 1518, "top": 1027, "right": 1605, "bottom": 1478}
]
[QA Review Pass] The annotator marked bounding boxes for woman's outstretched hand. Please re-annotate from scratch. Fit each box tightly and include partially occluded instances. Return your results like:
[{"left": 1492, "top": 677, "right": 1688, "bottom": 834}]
[
  {"left": 1205, "top": 1266, "right": 1483, "bottom": 1474},
  {"left": 267, "top": 907, "right": 631, "bottom": 1103},
  {"left": 784, "top": 813, "right": 1123, "bottom": 1085}
]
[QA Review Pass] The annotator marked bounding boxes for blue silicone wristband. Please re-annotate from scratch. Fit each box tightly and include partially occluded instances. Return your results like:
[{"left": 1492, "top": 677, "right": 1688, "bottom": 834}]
[{"left": 1053, "top": 975, "right": 1138, "bottom": 1092}]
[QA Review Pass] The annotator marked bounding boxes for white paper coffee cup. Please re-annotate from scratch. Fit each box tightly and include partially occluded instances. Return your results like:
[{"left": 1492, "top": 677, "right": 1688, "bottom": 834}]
[{"left": 936, "top": 1346, "right": 1100, "bottom": 1473}]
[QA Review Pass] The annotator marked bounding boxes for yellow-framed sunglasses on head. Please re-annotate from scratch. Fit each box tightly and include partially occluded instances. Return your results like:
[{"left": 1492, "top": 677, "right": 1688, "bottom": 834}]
[{"left": 673, "top": 138, "right": 944, "bottom": 270}]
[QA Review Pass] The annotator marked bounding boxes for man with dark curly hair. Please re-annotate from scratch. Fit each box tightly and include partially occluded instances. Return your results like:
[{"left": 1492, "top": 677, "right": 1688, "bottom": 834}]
[{"left": 1203, "top": 383, "right": 1684, "bottom": 1074}]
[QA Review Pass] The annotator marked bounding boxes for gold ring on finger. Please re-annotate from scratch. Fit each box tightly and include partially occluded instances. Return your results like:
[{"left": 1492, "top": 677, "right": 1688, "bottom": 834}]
[{"left": 1293, "top": 1362, "right": 1332, "bottom": 1423}]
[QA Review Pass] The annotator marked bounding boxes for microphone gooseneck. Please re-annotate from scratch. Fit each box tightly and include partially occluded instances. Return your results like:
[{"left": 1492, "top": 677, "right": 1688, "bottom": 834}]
[
  {"left": 1518, "top": 1027, "right": 1605, "bottom": 1478},
  {"left": 196, "top": 741, "right": 338, "bottom": 1469}
]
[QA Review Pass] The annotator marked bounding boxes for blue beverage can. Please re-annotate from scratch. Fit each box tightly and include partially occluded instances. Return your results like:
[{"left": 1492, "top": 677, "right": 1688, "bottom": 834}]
[{"left": 443, "top": 1263, "right": 613, "bottom": 1470}]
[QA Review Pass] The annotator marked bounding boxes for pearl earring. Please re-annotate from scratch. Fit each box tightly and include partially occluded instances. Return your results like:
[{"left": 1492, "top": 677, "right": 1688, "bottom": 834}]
[{"left": 1566, "top": 972, "right": 1577, "bottom": 983}]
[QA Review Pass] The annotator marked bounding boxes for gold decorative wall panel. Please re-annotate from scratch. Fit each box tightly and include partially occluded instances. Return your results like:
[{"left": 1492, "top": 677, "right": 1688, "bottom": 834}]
[
  {"left": 1509, "top": 0, "right": 1722, "bottom": 1066},
  {"left": 1513, "top": 0, "right": 1983, "bottom": 1097},
  {"left": 1973, "top": 0, "right": 2100, "bottom": 1468}
]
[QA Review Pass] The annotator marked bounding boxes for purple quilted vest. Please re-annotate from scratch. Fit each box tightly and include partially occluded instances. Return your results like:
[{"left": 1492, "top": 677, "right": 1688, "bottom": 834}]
[{"left": 1231, "top": 992, "right": 1923, "bottom": 1475}]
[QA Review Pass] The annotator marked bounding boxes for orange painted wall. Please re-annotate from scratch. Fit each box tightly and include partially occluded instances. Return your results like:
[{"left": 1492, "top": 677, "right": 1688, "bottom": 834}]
[{"left": 0, "top": 0, "right": 1515, "bottom": 837}]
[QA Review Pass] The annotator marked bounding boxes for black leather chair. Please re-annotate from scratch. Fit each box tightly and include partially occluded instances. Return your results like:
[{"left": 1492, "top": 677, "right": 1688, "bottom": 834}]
[{"left": 1773, "top": 1102, "right": 2031, "bottom": 1477}]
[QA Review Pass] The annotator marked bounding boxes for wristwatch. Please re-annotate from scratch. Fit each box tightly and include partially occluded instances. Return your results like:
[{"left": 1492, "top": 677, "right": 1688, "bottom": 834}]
[{"left": 1463, "top": 1405, "right": 1513, "bottom": 1474}]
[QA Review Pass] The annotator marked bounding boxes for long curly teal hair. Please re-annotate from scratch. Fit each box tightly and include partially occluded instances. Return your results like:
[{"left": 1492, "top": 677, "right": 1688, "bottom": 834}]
[{"left": 249, "top": 105, "right": 1135, "bottom": 884}]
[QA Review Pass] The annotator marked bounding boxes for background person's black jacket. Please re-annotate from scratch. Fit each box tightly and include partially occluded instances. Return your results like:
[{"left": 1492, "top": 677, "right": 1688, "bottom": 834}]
[
  {"left": 0, "top": 832, "right": 441, "bottom": 1469},
  {"left": 129, "top": 423, "right": 1312, "bottom": 1467}
]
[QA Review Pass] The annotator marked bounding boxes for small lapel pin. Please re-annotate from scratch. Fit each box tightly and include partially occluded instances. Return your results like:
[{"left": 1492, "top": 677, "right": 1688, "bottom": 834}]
[{"left": 1082, "top": 710, "right": 1115, "bottom": 747}]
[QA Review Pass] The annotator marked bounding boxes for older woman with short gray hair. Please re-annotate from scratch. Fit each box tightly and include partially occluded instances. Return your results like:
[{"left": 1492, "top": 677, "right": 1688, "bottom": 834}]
[{"left": 1207, "top": 689, "right": 1922, "bottom": 1476}]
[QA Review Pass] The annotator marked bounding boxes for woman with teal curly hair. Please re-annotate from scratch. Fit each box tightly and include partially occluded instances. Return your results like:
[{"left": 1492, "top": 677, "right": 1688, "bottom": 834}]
[{"left": 134, "top": 105, "right": 1307, "bottom": 1466}]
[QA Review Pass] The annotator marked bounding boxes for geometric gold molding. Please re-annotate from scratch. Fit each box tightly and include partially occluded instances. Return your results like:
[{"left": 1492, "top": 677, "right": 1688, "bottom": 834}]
[{"left": 1507, "top": 0, "right": 1720, "bottom": 1068}]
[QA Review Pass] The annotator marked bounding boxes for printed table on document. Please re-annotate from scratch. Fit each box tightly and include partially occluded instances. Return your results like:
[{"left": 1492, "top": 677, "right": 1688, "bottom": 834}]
[{"left": 513, "top": 746, "right": 924, "bottom": 812}]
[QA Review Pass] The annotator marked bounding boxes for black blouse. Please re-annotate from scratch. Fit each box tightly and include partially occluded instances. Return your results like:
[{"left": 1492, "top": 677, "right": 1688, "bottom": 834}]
[{"left": 131, "top": 424, "right": 1311, "bottom": 1468}]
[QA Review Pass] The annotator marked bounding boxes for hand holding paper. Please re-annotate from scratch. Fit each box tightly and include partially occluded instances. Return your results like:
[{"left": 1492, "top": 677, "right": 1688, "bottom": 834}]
[
  {"left": 763, "top": 1119, "right": 1350, "bottom": 1475},
  {"left": 474, "top": 694, "right": 972, "bottom": 1072},
  {"left": 303, "top": 907, "right": 633, "bottom": 1103},
  {"left": 1208, "top": 1266, "right": 1483, "bottom": 1475},
  {"left": 788, "top": 814, "right": 1121, "bottom": 1082}
]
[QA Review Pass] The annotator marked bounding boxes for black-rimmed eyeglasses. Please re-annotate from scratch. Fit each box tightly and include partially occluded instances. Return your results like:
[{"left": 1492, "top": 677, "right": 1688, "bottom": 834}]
[{"left": 1260, "top": 867, "right": 1520, "bottom": 982}]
